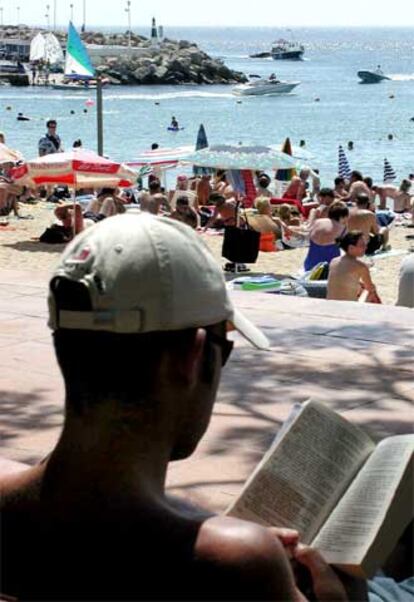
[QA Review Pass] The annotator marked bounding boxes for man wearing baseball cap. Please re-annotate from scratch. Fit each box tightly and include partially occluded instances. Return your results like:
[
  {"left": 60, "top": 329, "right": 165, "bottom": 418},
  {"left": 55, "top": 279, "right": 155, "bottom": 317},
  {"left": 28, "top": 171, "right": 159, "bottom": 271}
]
[{"left": 1, "top": 215, "right": 357, "bottom": 601}]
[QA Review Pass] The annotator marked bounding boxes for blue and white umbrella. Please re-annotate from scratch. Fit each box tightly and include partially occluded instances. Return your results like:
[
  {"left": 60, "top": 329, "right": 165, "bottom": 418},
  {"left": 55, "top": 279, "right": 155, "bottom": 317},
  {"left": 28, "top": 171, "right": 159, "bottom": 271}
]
[
  {"left": 182, "top": 144, "right": 299, "bottom": 171},
  {"left": 338, "top": 145, "right": 352, "bottom": 180},
  {"left": 383, "top": 158, "right": 397, "bottom": 183}
]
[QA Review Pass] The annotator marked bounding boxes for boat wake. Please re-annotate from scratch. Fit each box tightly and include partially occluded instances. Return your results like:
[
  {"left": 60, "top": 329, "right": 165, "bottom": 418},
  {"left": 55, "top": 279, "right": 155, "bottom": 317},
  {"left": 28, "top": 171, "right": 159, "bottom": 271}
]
[
  {"left": 390, "top": 74, "right": 414, "bottom": 81},
  {"left": 104, "top": 90, "right": 235, "bottom": 101}
]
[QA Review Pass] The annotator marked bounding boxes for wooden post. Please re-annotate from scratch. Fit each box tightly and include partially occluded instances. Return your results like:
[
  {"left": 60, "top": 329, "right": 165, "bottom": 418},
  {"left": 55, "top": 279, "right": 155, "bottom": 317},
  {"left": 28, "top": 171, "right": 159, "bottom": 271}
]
[{"left": 96, "top": 76, "right": 103, "bottom": 156}]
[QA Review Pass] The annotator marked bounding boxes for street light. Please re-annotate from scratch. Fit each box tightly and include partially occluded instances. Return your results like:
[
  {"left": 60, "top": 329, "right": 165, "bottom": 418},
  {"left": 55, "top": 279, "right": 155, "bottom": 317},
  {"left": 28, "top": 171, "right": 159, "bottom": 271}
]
[
  {"left": 70, "top": 3, "right": 74, "bottom": 21},
  {"left": 0, "top": 7, "right": 3, "bottom": 27},
  {"left": 53, "top": 0, "right": 56, "bottom": 30},
  {"left": 81, "top": 0, "right": 85, "bottom": 32},
  {"left": 45, "top": 4, "right": 50, "bottom": 29},
  {"left": 125, "top": 0, "right": 131, "bottom": 48}
]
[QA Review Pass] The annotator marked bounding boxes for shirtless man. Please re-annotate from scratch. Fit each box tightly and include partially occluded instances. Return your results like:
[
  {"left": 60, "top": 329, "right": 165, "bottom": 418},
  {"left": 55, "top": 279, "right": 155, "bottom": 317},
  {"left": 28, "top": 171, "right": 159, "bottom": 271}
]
[
  {"left": 1, "top": 214, "right": 363, "bottom": 601},
  {"left": 334, "top": 177, "right": 348, "bottom": 200},
  {"left": 346, "top": 171, "right": 372, "bottom": 203},
  {"left": 204, "top": 192, "right": 238, "bottom": 229},
  {"left": 195, "top": 173, "right": 212, "bottom": 206},
  {"left": 282, "top": 168, "right": 310, "bottom": 201},
  {"left": 169, "top": 175, "right": 198, "bottom": 211},
  {"left": 348, "top": 194, "right": 389, "bottom": 254},
  {"left": 308, "top": 188, "right": 335, "bottom": 223},
  {"left": 371, "top": 180, "right": 412, "bottom": 213},
  {"left": 327, "top": 230, "right": 378, "bottom": 302}
]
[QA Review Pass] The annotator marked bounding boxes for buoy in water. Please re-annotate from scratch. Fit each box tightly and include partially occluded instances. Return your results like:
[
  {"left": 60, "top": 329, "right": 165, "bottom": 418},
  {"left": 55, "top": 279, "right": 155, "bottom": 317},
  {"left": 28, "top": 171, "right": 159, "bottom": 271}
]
[
  {"left": 155, "top": 101, "right": 160, "bottom": 105},
  {"left": 70, "top": 109, "right": 75, "bottom": 114},
  {"left": 236, "top": 100, "right": 242, "bottom": 104},
  {"left": 314, "top": 97, "right": 320, "bottom": 102},
  {"left": 85, "top": 98, "right": 94, "bottom": 107},
  {"left": 389, "top": 94, "right": 395, "bottom": 99},
  {"left": 6, "top": 106, "right": 12, "bottom": 111},
  {"left": 83, "top": 108, "right": 88, "bottom": 113}
]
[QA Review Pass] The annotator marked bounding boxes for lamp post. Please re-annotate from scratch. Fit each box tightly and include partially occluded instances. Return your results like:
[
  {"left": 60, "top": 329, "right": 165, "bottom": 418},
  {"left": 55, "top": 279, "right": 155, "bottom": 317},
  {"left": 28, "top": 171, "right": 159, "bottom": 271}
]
[
  {"left": 45, "top": 4, "right": 50, "bottom": 29},
  {"left": 81, "top": 0, "right": 85, "bottom": 32},
  {"left": 53, "top": 0, "right": 56, "bottom": 30},
  {"left": 16, "top": 5, "right": 20, "bottom": 24},
  {"left": 125, "top": 0, "right": 131, "bottom": 47},
  {"left": 70, "top": 3, "right": 74, "bottom": 21},
  {"left": 0, "top": 7, "right": 3, "bottom": 26}
]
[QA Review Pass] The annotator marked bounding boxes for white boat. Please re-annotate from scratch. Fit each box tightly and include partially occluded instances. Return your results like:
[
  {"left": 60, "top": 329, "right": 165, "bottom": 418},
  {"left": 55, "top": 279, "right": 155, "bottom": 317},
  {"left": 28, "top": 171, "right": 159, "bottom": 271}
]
[
  {"left": 232, "top": 77, "right": 300, "bottom": 96},
  {"left": 271, "top": 39, "right": 304, "bottom": 60}
]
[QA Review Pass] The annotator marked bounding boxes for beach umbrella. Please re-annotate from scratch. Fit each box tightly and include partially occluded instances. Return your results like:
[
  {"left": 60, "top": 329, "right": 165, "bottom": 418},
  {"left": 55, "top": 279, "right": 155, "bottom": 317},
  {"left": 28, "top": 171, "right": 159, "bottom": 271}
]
[
  {"left": 182, "top": 145, "right": 299, "bottom": 171},
  {"left": 275, "top": 137, "right": 296, "bottom": 181},
  {"left": 193, "top": 124, "right": 210, "bottom": 176},
  {"left": 338, "top": 145, "right": 352, "bottom": 180},
  {"left": 383, "top": 158, "right": 397, "bottom": 183},
  {"left": 0, "top": 143, "right": 23, "bottom": 165},
  {"left": 11, "top": 149, "right": 137, "bottom": 189},
  {"left": 127, "top": 145, "right": 194, "bottom": 170}
]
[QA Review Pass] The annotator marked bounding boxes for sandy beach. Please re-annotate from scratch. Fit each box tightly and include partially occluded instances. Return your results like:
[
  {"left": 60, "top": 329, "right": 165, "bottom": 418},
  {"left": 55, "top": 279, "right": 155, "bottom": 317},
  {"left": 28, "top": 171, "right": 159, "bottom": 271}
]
[{"left": 0, "top": 201, "right": 411, "bottom": 305}]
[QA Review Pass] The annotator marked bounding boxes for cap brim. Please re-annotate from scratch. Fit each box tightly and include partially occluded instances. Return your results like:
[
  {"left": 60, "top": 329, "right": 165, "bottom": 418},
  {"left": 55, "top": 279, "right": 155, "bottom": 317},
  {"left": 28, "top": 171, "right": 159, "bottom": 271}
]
[{"left": 229, "top": 308, "right": 270, "bottom": 350}]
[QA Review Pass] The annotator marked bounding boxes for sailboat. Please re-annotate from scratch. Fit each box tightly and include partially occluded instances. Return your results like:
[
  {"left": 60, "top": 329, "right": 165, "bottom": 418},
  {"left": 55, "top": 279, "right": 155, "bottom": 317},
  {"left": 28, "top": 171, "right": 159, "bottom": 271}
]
[{"left": 51, "top": 22, "right": 108, "bottom": 90}]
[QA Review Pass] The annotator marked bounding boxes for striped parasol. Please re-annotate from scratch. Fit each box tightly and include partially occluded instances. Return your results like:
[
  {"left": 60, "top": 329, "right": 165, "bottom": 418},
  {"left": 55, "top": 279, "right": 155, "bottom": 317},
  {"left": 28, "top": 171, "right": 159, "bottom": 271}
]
[
  {"left": 338, "top": 145, "right": 352, "bottom": 179},
  {"left": 383, "top": 158, "right": 397, "bottom": 183},
  {"left": 126, "top": 146, "right": 194, "bottom": 169}
]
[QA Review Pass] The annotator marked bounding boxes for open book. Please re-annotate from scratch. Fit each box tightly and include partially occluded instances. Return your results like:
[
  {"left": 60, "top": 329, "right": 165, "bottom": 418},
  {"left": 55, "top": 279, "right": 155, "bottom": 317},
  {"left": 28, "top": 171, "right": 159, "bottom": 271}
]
[{"left": 227, "top": 400, "right": 413, "bottom": 578}]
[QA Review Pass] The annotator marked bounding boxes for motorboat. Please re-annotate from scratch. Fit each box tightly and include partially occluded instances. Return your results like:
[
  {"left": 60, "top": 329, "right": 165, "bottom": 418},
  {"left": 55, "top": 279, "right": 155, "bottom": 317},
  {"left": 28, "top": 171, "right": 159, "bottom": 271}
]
[
  {"left": 271, "top": 39, "right": 304, "bottom": 60},
  {"left": 232, "top": 77, "right": 300, "bottom": 96},
  {"left": 51, "top": 78, "right": 109, "bottom": 90},
  {"left": 357, "top": 70, "right": 391, "bottom": 84}
]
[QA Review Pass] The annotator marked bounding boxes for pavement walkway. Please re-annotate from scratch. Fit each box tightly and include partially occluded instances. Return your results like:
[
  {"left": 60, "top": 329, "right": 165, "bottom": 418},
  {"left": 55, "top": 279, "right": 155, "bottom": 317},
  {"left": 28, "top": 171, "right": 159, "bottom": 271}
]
[{"left": 1, "top": 269, "right": 413, "bottom": 512}]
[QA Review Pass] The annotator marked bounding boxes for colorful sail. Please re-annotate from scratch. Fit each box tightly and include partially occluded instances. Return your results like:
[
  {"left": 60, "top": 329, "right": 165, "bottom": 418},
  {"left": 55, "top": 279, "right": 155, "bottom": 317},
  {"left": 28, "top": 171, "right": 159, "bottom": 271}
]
[{"left": 64, "top": 21, "right": 95, "bottom": 80}]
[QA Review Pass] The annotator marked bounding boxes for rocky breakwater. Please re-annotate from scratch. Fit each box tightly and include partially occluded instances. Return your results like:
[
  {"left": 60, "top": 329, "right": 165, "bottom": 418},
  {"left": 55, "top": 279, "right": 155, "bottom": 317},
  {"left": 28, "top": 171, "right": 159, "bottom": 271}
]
[{"left": 85, "top": 34, "right": 247, "bottom": 86}]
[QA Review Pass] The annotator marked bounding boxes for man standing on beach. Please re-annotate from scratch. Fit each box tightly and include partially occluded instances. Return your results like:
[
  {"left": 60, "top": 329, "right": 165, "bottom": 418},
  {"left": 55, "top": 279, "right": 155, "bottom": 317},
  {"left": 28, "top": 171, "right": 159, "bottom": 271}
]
[
  {"left": 38, "top": 119, "right": 63, "bottom": 157},
  {"left": 0, "top": 214, "right": 363, "bottom": 602}
]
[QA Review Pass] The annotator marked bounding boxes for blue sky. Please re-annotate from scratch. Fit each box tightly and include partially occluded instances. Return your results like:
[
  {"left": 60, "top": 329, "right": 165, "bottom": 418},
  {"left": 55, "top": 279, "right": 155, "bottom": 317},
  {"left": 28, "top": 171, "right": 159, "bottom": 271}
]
[{"left": 2, "top": 0, "right": 414, "bottom": 28}]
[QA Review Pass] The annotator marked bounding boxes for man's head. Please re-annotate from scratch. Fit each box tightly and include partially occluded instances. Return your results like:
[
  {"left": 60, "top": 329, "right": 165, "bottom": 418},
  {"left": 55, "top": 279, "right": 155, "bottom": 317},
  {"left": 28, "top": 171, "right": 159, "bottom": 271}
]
[
  {"left": 363, "top": 176, "right": 373, "bottom": 189},
  {"left": 334, "top": 177, "right": 345, "bottom": 188},
  {"left": 328, "top": 201, "right": 349, "bottom": 223},
  {"left": 48, "top": 215, "right": 268, "bottom": 458},
  {"left": 46, "top": 119, "right": 57, "bottom": 133},
  {"left": 400, "top": 179, "right": 412, "bottom": 193},
  {"left": 350, "top": 170, "right": 363, "bottom": 183},
  {"left": 258, "top": 174, "right": 271, "bottom": 189},
  {"left": 148, "top": 179, "right": 161, "bottom": 194},
  {"left": 209, "top": 192, "right": 226, "bottom": 207},
  {"left": 355, "top": 193, "right": 370, "bottom": 209},
  {"left": 319, "top": 188, "right": 335, "bottom": 206},
  {"left": 299, "top": 168, "right": 310, "bottom": 181},
  {"left": 176, "top": 175, "right": 188, "bottom": 190},
  {"left": 338, "top": 230, "right": 366, "bottom": 257}
]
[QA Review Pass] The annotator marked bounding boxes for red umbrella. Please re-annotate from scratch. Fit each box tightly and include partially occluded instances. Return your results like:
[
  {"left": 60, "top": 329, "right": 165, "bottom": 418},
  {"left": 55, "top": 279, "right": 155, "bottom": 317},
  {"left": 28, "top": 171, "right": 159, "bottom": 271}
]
[{"left": 11, "top": 149, "right": 137, "bottom": 189}]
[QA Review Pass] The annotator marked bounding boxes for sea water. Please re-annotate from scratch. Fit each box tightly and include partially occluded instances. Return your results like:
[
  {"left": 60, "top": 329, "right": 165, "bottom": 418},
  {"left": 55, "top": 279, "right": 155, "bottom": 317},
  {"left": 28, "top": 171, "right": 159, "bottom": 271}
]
[{"left": 0, "top": 26, "right": 413, "bottom": 185}]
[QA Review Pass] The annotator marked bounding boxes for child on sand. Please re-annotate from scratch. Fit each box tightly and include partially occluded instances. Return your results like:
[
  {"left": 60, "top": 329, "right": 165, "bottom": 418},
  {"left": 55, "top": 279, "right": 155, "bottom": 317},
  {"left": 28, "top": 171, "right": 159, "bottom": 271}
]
[{"left": 327, "top": 230, "right": 379, "bottom": 302}]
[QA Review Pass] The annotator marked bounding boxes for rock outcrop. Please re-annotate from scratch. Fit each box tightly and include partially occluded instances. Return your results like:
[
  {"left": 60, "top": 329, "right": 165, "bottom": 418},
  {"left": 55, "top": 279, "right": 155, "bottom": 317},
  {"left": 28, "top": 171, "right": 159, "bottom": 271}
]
[{"left": 0, "top": 25, "right": 247, "bottom": 86}]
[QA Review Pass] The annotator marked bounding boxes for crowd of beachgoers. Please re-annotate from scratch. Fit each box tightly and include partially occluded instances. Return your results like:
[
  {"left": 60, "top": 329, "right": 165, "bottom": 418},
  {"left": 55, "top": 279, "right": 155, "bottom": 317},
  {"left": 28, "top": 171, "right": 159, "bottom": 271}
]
[{"left": 1, "top": 124, "right": 413, "bottom": 307}]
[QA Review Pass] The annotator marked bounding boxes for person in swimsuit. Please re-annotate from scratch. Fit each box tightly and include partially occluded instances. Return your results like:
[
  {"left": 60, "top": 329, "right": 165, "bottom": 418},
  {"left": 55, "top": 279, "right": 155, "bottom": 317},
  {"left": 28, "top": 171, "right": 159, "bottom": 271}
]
[
  {"left": 327, "top": 231, "right": 378, "bottom": 302},
  {"left": 304, "top": 201, "right": 349, "bottom": 271},
  {"left": 348, "top": 194, "right": 389, "bottom": 254}
]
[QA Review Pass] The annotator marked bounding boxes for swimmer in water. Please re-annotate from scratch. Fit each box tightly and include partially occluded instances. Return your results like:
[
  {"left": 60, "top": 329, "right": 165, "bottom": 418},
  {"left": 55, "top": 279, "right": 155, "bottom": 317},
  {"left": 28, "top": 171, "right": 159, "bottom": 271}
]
[
  {"left": 170, "top": 116, "right": 179, "bottom": 129},
  {"left": 348, "top": 141, "right": 354, "bottom": 150}
]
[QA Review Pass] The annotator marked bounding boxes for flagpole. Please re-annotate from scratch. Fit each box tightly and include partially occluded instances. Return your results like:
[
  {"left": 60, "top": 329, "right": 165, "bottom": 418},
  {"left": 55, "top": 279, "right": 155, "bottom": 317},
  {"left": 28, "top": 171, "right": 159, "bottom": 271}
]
[{"left": 97, "top": 76, "right": 104, "bottom": 156}]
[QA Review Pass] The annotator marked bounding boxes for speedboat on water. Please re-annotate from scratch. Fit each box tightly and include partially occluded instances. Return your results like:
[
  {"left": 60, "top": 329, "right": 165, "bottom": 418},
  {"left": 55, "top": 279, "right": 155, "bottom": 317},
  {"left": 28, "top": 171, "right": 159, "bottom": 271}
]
[
  {"left": 357, "top": 69, "right": 391, "bottom": 84},
  {"left": 232, "top": 77, "right": 300, "bottom": 96},
  {"left": 271, "top": 39, "right": 304, "bottom": 60}
]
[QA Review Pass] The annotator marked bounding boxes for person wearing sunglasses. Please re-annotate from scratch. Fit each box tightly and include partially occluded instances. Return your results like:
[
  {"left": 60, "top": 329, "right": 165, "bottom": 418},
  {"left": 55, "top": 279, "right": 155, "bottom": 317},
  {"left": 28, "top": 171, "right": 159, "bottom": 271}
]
[{"left": 1, "top": 214, "right": 373, "bottom": 602}]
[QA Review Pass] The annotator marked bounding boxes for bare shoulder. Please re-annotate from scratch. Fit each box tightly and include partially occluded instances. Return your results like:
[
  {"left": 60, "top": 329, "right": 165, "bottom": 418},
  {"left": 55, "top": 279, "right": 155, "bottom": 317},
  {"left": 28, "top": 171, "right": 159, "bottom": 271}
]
[
  {"left": 195, "top": 516, "right": 295, "bottom": 599},
  {"left": 0, "top": 464, "right": 43, "bottom": 508}
]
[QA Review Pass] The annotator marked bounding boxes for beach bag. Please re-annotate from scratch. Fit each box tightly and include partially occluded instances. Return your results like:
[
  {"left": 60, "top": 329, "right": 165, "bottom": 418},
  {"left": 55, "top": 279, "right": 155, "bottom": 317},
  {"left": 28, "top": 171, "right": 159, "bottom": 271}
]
[
  {"left": 39, "top": 224, "right": 71, "bottom": 244},
  {"left": 222, "top": 226, "right": 260, "bottom": 263}
]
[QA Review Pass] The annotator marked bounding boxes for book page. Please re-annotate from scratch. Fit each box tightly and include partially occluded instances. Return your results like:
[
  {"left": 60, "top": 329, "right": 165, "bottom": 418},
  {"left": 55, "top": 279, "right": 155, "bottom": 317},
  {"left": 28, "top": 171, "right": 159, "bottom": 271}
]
[
  {"left": 311, "top": 435, "right": 414, "bottom": 570},
  {"left": 227, "top": 401, "right": 375, "bottom": 543}
]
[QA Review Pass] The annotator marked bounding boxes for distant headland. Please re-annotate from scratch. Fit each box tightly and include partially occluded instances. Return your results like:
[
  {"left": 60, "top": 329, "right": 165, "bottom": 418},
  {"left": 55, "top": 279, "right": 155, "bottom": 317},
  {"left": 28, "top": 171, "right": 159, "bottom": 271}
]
[{"left": 0, "top": 25, "right": 247, "bottom": 86}]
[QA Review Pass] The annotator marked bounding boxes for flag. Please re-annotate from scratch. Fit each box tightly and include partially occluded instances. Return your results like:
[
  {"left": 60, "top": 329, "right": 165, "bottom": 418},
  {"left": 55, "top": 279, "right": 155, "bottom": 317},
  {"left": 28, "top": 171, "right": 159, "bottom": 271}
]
[
  {"left": 383, "top": 158, "right": 396, "bottom": 183},
  {"left": 338, "top": 145, "right": 351, "bottom": 180}
]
